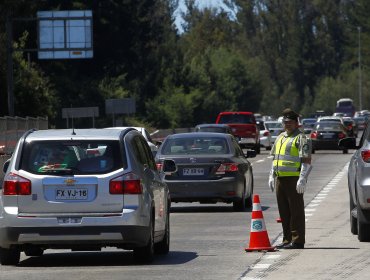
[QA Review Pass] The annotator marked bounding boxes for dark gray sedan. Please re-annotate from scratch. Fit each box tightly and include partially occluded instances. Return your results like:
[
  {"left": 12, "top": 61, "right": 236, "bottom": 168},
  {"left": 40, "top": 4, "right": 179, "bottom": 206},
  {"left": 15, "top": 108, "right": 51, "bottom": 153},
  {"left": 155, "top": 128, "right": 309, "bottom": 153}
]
[
  {"left": 310, "top": 122, "right": 349, "bottom": 154},
  {"left": 155, "top": 132, "right": 256, "bottom": 211}
]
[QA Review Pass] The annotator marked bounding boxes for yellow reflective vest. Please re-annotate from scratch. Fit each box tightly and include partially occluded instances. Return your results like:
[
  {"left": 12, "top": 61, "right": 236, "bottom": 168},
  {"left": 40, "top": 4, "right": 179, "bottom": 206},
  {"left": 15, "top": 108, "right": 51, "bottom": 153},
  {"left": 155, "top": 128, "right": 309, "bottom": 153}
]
[{"left": 273, "top": 133, "right": 301, "bottom": 177}]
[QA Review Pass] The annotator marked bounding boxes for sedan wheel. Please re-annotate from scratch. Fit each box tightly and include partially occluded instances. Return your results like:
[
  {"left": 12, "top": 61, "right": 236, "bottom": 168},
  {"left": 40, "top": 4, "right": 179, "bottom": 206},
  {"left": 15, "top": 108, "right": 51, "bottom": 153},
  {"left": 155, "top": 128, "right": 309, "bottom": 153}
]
[
  {"left": 0, "top": 247, "right": 20, "bottom": 265},
  {"left": 233, "top": 184, "right": 248, "bottom": 212}
]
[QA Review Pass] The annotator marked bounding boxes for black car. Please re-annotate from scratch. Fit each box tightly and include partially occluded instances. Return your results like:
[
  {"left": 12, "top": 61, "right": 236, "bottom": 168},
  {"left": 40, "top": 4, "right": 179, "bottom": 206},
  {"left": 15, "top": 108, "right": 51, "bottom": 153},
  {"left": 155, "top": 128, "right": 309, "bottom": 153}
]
[
  {"left": 310, "top": 122, "right": 349, "bottom": 154},
  {"left": 155, "top": 132, "right": 256, "bottom": 211}
]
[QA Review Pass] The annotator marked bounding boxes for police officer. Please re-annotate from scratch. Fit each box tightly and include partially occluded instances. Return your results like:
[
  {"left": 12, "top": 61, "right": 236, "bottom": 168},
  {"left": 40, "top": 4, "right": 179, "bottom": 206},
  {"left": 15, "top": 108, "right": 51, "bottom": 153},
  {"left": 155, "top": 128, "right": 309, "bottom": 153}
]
[{"left": 268, "top": 108, "right": 312, "bottom": 249}]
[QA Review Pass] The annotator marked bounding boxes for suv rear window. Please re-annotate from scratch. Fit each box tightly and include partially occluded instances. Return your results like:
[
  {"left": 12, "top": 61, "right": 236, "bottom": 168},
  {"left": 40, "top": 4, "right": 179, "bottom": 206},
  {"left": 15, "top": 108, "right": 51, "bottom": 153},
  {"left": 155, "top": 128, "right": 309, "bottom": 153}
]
[
  {"left": 21, "top": 140, "right": 123, "bottom": 175},
  {"left": 218, "top": 114, "right": 254, "bottom": 124}
]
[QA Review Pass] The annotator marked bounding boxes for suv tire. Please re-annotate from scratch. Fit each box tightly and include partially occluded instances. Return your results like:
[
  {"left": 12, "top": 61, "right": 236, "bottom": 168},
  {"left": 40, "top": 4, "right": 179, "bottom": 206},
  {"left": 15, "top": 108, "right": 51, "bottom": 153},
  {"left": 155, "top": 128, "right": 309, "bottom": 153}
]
[
  {"left": 133, "top": 216, "right": 155, "bottom": 263},
  {"left": 255, "top": 144, "right": 261, "bottom": 154},
  {"left": 154, "top": 210, "right": 170, "bottom": 255},
  {"left": 349, "top": 190, "right": 357, "bottom": 235},
  {"left": 357, "top": 196, "right": 370, "bottom": 242}
]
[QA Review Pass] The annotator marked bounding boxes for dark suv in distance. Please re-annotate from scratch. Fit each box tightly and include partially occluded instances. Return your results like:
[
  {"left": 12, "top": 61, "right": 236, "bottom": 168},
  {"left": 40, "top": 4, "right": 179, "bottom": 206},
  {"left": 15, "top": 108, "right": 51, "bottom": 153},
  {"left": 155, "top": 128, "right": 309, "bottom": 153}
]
[
  {"left": 0, "top": 128, "right": 175, "bottom": 265},
  {"left": 215, "top": 112, "right": 260, "bottom": 153}
]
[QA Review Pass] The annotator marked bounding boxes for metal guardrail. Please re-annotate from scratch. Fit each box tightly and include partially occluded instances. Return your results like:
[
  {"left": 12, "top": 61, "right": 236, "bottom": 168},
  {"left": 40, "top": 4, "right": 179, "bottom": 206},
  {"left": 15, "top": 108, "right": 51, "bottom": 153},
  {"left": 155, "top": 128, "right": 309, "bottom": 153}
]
[
  {"left": 0, "top": 116, "right": 48, "bottom": 181},
  {"left": 0, "top": 116, "right": 48, "bottom": 155}
]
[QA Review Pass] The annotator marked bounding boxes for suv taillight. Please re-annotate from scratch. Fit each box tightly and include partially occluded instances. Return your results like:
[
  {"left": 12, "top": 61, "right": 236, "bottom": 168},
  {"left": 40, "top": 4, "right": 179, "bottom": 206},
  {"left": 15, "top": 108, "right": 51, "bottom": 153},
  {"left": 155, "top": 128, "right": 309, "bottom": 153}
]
[
  {"left": 109, "top": 173, "right": 143, "bottom": 194},
  {"left": 216, "top": 163, "right": 239, "bottom": 174},
  {"left": 3, "top": 173, "right": 32, "bottom": 195},
  {"left": 361, "top": 150, "right": 370, "bottom": 163}
]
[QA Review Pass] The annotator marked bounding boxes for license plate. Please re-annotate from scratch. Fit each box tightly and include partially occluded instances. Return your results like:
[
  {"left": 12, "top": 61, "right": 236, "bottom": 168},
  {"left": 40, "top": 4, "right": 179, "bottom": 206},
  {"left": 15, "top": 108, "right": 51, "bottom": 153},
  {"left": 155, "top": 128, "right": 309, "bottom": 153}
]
[
  {"left": 55, "top": 188, "right": 88, "bottom": 200},
  {"left": 183, "top": 168, "right": 204, "bottom": 176},
  {"left": 323, "top": 134, "right": 333, "bottom": 139}
]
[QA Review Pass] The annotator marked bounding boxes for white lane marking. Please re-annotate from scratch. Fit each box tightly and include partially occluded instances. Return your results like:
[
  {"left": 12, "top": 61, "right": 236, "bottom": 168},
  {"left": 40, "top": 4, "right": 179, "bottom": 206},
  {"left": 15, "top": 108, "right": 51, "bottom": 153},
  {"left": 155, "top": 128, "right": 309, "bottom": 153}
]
[
  {"left": 252, "top": 263, "right": 271, "bottom": 269},
  {"left": 306, "top": 203, "right": 320, "bottom": 207},
  {"left": 264, "top": 254, "right": 281, "bottom": 259},
  {"left": 256, "top": 160, "right": 265, "bottom": 163},
  {"left": 239, "top": 165, "right": 348, "bottom": 280}
]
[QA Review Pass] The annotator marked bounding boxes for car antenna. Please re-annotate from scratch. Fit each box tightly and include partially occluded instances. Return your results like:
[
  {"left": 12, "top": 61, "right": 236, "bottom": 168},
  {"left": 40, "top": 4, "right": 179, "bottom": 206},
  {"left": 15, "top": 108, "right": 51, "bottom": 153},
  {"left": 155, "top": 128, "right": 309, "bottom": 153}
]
[{"left": 71, "top": 113, "right": 76, "bottom": 135}]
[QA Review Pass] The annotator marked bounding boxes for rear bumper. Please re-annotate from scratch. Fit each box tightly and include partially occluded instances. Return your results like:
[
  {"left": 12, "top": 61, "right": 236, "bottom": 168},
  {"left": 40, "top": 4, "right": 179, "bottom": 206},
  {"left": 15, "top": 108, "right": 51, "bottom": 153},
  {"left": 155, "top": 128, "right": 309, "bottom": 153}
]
[
  {"left": 0, "top": 225, "right": 150, "bottom": 249},
  {"left": 165, "top": 177, "right": 246, "bottom": 203},
  {"left": 312, "top": 140, "right": 344, "bottom": 150},
  {"left": 238, "top": 137, "right": 257, "bottom": 145},
  {"left": 0, "top": 209, "right": 150, "bottom": 249}
]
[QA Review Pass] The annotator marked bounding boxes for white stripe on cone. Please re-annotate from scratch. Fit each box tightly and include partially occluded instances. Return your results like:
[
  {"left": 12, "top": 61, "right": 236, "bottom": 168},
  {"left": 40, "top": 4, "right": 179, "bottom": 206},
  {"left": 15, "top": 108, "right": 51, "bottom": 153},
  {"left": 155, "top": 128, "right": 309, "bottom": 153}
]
[{"left": 252, "top": 203, "right": 262, "bottom": 211}]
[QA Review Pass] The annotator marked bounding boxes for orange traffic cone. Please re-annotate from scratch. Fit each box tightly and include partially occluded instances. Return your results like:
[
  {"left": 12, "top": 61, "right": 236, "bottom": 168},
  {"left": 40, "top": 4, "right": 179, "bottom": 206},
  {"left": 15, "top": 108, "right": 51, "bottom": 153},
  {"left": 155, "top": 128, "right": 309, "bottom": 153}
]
[{"left": 245, "top": 195, "right": 275, "bottom": 252}]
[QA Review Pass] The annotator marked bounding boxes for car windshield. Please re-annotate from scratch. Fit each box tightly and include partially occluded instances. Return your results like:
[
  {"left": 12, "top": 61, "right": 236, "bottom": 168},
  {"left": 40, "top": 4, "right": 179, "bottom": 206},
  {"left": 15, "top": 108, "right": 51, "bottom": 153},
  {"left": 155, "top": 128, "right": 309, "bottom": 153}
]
[
  {"left": 265, "top": 122, "right": 283, "bottom": 129},
  {"left": 161, "top": 136, "right": 229, "bottom": 155},
  {"left": 21, "top": 140, "right": 123, "bottom": 175}
]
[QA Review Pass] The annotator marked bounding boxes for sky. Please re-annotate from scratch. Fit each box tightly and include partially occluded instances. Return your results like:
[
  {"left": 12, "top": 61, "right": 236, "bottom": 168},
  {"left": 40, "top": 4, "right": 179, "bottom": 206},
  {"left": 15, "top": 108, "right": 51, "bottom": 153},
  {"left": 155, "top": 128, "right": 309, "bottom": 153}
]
[{"left": 174, "top": 0, "right": 231, "bottom": 33}]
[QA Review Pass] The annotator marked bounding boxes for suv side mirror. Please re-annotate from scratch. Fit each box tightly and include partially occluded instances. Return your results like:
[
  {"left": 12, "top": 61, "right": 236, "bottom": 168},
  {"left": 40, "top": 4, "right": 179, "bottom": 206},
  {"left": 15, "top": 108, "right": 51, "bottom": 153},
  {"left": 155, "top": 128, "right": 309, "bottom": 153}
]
[
  {"left": 162, "top": 159, "right": 177, "bottom": 174},
  {"left": 338, "top": 137, "right": 357, "bottom": 149}
]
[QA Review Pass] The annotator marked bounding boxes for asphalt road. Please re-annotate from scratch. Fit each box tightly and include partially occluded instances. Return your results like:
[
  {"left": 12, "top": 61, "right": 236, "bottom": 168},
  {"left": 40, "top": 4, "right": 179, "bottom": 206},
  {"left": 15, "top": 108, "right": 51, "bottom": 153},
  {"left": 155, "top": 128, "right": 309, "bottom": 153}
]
[{"left": 0, "top": 148, "right": 363, "bottom": 280}]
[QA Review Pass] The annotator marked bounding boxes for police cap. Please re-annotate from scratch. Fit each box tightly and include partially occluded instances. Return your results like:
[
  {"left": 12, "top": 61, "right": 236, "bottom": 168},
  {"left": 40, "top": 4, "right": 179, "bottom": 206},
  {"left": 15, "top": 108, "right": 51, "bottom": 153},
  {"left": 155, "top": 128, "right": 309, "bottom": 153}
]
[{"left": 282, "top": 108, "right": 299, "bottom": 121}]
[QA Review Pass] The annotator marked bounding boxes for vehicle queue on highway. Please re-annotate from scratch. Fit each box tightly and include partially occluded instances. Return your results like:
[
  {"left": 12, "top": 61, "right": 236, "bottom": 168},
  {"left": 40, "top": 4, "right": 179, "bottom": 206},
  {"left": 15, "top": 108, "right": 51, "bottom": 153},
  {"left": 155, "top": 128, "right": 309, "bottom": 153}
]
[{"left": 0, "top": 109, "right": 369, "bottom": 266}]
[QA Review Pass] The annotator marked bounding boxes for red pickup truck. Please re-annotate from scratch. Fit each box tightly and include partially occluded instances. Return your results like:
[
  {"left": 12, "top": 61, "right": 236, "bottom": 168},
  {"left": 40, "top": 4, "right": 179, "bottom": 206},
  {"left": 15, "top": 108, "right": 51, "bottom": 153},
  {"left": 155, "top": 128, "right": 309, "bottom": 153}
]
[{"left": 215, "top": 112, "right": 260, "bottom": 154}]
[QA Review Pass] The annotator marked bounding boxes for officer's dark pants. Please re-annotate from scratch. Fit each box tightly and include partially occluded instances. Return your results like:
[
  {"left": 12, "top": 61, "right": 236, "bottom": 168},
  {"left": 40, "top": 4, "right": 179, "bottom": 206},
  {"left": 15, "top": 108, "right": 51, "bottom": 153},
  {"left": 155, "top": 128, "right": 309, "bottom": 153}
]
[{"left": 276, "top": 176, "right": 305, "bottom": 244}]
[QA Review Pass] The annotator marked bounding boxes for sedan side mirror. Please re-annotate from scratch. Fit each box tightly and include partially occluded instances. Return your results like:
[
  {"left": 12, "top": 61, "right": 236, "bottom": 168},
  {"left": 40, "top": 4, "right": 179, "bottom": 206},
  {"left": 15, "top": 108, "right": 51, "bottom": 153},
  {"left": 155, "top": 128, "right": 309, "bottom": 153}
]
[{"left": 162, "top": 159, "right": 177, "bottom": 174}]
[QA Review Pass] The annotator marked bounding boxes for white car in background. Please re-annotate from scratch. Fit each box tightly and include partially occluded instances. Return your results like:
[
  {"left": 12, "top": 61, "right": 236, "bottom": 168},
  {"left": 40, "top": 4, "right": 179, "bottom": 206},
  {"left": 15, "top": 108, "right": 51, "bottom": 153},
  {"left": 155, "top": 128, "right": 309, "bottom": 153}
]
[
  {"left": 106, "top": 127, "right": 159, "bottom": 155},
  {"left": 317, "top": 115, "right": 344, "bottom": 125},
  {"left": 257, "top": 120, "right": 272, "bottom": 150},
  {"left": 264, "top": 120, "right": 284, "bottom": 144}
]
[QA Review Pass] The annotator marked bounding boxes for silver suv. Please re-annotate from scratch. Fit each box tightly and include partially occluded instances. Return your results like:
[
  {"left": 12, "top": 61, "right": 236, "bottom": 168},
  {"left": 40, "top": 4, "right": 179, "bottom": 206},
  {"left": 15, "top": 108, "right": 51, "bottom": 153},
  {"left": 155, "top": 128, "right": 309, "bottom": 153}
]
[{"left": 0, "top": 128, "right": 174, "bottom": 265}]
